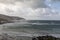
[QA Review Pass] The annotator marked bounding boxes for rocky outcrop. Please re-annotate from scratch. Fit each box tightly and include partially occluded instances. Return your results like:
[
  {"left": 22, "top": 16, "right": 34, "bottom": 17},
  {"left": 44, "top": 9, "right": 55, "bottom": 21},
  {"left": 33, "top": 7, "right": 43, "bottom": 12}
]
[
  {"left": 0, "top": 14, "right": 25, "bottom": 24},
  {"left": 32, "top": 35, "right": 60, "bottom": 40}
]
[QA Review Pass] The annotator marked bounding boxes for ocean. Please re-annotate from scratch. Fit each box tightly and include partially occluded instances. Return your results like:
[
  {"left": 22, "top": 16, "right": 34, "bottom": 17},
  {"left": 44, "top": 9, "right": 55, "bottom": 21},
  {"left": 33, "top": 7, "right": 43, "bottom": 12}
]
[{"left": 1, "top": 20, "right": 60, "bottom": 37}]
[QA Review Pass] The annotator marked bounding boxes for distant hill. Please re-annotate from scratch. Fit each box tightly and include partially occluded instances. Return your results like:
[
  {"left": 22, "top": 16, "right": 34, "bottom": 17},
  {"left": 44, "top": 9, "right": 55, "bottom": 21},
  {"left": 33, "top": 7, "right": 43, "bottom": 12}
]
[{"left": 0, "top": 14, "right": 25, "bottom": 24}]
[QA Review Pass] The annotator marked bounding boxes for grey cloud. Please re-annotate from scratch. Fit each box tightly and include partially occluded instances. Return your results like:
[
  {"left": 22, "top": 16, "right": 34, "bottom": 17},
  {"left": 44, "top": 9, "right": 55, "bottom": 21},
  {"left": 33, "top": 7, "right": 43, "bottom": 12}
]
[
  {"left": 0, "top": 0, "right": 49, "bottom": 8},
  {"left": 0, "top": 0, "right": 54, "bottom": 20},
  {"left": 0, "top": 0, "right": 14, "bottom": 4},
  {"left": 24, "top": 0, "right": 49, "bottom": 8},
  {"left": 0, "top": 0, "right": 30, "bottom": 4},
  {"left": 51, "top": 0, "right": 60, "bottom": 2},
  {"left": 5, "top": 8, "right": 14, "bottom": 13},
  {"left": 29, "top": 0, "right": 48, "bottom": 8}
]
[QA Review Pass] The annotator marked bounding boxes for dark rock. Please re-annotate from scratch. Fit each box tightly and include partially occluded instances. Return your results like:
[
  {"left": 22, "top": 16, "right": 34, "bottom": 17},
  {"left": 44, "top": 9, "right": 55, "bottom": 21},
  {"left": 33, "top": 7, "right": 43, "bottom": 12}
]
[{"left": 32, "top": 35, "right": 60, "bottom": 40}]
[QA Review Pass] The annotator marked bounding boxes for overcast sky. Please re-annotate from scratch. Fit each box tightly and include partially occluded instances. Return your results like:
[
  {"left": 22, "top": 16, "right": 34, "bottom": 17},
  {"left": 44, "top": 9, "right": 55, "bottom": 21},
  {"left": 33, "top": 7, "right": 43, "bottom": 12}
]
[{"left": 0, "top": 0, "right": 60, "bottom": 20}]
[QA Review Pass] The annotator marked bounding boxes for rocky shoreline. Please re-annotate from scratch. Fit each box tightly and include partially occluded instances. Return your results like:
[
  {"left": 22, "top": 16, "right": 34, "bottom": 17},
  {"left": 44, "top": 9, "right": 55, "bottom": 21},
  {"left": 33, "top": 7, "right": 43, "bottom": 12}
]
[
  {"left": 0, "top": 33, "right": 60, "bottom": 40},
  {"left": 32, "top": 35, "right": 60, "bottom": 40}
]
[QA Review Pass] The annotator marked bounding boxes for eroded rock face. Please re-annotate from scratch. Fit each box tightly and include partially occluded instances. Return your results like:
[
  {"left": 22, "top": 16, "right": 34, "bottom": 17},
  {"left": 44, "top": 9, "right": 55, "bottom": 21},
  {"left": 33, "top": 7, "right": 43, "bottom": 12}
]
[{"left": 0, "top": 14, "right": 25, "bottom": 24}]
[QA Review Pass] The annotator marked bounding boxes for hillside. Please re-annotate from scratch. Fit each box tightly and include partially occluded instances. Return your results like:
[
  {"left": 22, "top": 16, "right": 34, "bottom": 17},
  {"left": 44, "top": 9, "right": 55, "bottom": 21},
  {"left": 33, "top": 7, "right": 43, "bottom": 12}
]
[{"left": 0, "top": 14, "right": 25, "bottom": 24}]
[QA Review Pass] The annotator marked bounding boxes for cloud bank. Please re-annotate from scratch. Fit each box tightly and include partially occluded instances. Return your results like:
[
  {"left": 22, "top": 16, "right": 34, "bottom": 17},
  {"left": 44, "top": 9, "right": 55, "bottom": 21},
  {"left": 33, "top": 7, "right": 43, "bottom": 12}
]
[
  {"left": 51, "top": 0, "right": 60, "bottom": 2},
  {"left": 0, "top": 0, "right": 59, "bottom": 20}
]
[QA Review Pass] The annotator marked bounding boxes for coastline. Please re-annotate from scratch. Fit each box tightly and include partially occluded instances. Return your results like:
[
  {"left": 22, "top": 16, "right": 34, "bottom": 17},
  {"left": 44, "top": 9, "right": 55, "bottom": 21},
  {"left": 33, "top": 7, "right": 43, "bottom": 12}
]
[
  {"left": 0, "top": 28, "right": 60, "bottom": 40},
  {"left": 0, "top": 33, "right": 32, "bottom": 40},
  {"left": 0, "top": 33, "right": 60, "bottom": 40}
]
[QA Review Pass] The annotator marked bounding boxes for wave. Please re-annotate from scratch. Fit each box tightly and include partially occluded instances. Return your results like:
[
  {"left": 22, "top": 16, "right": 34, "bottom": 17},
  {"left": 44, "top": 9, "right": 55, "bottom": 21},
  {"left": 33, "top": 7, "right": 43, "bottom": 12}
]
[{"left": 2, "top": 30, "right": 60, "bottom": 38}]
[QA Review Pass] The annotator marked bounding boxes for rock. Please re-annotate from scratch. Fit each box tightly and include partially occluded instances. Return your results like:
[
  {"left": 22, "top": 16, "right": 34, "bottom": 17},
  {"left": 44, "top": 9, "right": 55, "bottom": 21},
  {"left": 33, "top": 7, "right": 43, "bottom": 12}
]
[{"left": 32, "top": 35, "right": 60, "bottom": 40}]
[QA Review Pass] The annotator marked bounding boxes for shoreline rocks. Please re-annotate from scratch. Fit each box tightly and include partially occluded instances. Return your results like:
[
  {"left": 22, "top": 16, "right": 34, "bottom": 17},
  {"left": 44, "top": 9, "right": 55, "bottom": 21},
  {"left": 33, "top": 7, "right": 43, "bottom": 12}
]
[
  {"left": 0, "top": 33, "right": 60, "bottom": 40},
  {"left": 32, "top": 35, "right": 60, "bottom": 40}
]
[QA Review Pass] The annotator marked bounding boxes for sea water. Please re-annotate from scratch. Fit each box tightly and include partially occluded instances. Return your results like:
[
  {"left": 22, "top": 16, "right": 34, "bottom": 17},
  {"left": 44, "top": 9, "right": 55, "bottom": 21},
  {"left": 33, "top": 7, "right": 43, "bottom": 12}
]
[{"left": 1, "top": 20, "right": 60, "bottom": 37}]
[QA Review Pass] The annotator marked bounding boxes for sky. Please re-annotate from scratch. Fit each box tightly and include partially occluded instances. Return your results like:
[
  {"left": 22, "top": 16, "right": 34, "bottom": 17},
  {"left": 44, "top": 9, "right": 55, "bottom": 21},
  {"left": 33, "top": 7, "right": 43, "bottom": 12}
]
[{"left": 0, "top": 0, "right": 60, "bottom": 20}]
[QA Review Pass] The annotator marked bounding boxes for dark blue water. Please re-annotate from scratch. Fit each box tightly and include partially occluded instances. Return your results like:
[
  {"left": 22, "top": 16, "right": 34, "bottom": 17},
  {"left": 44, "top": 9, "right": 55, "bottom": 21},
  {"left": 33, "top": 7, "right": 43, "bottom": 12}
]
[
  {"left": 26, "top": 20, "right": 60, "bottom": 30},
  {"left": 24, "top": 20, "right": 60, "bottom": 31}
]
